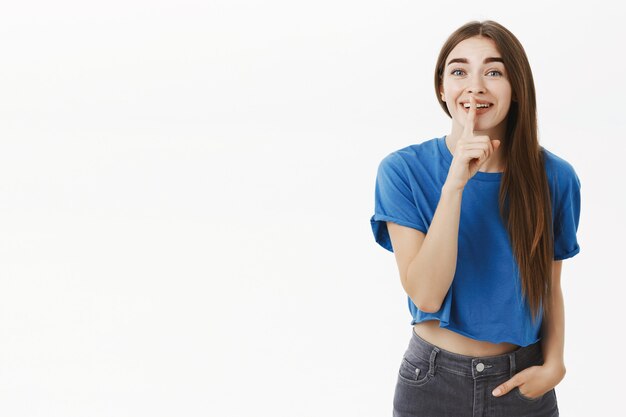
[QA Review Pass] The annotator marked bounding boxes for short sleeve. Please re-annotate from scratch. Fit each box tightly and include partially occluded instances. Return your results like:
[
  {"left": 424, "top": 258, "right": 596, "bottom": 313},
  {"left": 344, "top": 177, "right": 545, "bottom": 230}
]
[
  {"left": 370, "top": 153, "right": 427, "bottom": 252},
  {"left": 553, "top": 168, "right": 581, "bottom": 260}
]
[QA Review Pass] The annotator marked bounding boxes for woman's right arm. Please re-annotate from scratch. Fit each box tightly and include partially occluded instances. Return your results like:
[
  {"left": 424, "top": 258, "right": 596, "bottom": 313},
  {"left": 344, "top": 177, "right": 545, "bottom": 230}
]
[
  {"left": 387, "top": 95, "right": 500, "bottom": 313},
  {"left": 387, "top": 183, "right": 463, "bottom": 312}
]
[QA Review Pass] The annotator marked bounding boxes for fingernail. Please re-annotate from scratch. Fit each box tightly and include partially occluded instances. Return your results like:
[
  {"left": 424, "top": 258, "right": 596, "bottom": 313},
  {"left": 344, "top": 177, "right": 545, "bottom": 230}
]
[{"left": 492, "top": 388, "right": 501, "bottom": 396}]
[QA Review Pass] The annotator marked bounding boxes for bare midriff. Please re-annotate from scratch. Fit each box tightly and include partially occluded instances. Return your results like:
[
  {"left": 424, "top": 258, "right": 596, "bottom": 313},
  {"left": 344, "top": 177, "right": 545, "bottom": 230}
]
[{"left": 413, "top": 320, "right": 520, "bottom": 357}]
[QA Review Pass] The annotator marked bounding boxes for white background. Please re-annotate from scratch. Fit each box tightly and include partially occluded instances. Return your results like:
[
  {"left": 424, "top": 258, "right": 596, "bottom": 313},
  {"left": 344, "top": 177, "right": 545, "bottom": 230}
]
[{"left": 0, "top": 1, "right": 623, "bottom": 416}]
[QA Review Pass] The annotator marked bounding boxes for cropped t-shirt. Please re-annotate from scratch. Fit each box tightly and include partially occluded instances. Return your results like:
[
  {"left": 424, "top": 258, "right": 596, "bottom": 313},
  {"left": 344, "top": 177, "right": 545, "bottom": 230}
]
[{"left": 370, "top": 136, "right": 581, "bottom": 347}]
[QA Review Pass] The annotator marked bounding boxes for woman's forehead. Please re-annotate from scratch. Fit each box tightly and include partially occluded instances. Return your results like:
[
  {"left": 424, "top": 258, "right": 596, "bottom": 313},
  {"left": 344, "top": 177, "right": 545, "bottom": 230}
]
[{"left": 447, "top": 37, "right": 501, "bottom": 64}]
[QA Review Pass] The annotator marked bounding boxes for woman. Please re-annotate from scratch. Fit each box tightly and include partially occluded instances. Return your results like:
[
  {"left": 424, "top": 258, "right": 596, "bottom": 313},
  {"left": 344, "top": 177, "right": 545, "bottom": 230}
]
[{"left": 370, "top": 20, "right": 580, "bottom": 416}]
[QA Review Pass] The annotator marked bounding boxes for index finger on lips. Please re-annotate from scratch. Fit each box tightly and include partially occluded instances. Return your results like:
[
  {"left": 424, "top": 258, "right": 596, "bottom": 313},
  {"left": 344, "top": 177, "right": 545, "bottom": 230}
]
[{"left": 463, "top": 94, "right": 476, "bottom": 136}]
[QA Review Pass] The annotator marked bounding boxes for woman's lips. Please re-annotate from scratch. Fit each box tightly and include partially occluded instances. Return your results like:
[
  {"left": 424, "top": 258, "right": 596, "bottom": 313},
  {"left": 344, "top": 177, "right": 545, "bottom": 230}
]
[{"left": 461, "top": 103, "right": 492, "bottom": 114}]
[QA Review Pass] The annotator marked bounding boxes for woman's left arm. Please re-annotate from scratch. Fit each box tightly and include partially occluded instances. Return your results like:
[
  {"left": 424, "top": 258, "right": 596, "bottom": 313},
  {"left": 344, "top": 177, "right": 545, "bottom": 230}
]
[
  {"left": 491, "top": 260, "right": 567, "bottom": 398},
  {"left": 540, "top": 260, "right": 567, "bottom": 373}
]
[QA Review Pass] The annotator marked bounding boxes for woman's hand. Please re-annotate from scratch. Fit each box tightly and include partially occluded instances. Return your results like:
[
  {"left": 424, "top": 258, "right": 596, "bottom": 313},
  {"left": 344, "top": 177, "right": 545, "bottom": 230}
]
[
  {"left": 491, "top": 363, "right": 566, "bottom": 399},
  {"left": 445, "top": 94, "right": 501, "bottom": 191}
]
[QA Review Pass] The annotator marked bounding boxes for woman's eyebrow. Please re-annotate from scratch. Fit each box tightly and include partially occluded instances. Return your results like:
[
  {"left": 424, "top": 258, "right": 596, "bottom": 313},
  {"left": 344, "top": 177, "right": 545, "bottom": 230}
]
[{"left": 446, "top": 57, "right": 504, "bottom": 66}]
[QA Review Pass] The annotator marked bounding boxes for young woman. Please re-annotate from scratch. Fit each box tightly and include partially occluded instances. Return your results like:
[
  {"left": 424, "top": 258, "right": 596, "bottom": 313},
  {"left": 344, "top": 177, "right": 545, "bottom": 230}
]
[{"left": 370, "top": 20, "right": 580, "bottom": 416}]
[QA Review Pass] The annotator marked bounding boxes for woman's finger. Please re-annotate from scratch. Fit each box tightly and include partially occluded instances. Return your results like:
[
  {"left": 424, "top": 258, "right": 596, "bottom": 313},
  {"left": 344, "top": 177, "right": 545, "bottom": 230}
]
[{"left": 462, "top": 94, "right": 476, "bottom": 137}]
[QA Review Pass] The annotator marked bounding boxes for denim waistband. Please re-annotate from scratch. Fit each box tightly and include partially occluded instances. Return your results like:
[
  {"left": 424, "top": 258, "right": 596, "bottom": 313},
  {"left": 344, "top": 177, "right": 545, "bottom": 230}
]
[{"left": 406, "top": 328, "right": 543, "bottom": 379}]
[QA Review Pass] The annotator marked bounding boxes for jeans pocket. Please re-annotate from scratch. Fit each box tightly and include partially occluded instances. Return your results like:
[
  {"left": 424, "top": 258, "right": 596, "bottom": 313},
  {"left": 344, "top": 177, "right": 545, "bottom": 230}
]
[
  {"left": 397, "top": 354, "right": 433, "bottom": 387},
  {"left": 514, "top": 386, "right": 544, "bottom": 402},
  {"left": 510, "top": 352, "right": 546, "bottom": 402}
]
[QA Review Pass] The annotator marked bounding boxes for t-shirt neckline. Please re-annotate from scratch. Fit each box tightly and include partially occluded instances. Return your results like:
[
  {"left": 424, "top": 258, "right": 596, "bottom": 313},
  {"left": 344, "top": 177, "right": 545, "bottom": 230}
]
[{"left": 437, "top": 135, "right": 503, "bottom": 182}]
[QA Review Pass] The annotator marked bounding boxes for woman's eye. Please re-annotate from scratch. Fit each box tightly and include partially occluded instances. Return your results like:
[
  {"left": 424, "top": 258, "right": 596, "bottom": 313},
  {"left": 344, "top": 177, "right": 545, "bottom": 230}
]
[{"left": 450, "top": 69, "right": 503, "bottom": 77}]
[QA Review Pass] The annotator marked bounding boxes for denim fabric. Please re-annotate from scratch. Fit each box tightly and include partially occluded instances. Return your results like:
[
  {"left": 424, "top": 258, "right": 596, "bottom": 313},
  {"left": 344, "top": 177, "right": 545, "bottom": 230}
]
[{"left": 393, "top": 328, "right": 559, "bottom": 417}]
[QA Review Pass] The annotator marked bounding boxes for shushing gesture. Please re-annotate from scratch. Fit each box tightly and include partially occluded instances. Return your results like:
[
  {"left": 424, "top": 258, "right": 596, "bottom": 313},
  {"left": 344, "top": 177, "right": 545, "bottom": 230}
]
[{"left": 446, "top": 94, "right": 501, "bottom": 190}]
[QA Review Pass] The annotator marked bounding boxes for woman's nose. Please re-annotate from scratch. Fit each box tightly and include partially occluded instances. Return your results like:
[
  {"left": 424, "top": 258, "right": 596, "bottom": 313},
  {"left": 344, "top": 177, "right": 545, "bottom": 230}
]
[
  {"left": 467, "top": 87, "right": 485, "bottom": 94},
  {"left": 466, "top": 75, "right": 486, "bottom": 94}
]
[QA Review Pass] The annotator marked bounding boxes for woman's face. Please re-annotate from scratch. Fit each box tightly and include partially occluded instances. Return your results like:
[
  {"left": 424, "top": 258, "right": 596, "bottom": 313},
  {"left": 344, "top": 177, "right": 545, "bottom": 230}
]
[{"left": 440, "top": 36, "right": 512, "bottom": 135}]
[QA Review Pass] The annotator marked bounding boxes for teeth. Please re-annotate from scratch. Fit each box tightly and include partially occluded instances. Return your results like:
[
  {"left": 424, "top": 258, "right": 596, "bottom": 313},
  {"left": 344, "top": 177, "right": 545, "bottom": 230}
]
[{"left": 463, "top": 103, "right": 491, "bottom": 108}]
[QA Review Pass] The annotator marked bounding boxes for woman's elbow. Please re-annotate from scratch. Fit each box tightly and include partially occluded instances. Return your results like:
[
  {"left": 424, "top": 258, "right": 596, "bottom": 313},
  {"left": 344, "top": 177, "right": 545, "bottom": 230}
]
[
  {"left": 410, "top": 294, "right": 442, "bottom": 313},
  {"left": 417, "top": 302, "right": 442, "bottom": 313}
]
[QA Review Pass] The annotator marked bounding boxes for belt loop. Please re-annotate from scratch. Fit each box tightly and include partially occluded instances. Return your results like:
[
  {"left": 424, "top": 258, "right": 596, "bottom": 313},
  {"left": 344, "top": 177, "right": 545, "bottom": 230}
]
[
  {"left": 508, "top": 351, "right": 516, "bottom": 378},
  {"left": 428, "top": 347, "right": 440, "bottom": 376}
]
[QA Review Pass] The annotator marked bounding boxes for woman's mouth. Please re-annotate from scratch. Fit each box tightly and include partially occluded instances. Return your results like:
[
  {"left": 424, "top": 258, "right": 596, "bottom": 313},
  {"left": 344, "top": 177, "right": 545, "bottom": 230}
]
[{"left": 461, "top": 102, "right": 493, "bottom": 114}]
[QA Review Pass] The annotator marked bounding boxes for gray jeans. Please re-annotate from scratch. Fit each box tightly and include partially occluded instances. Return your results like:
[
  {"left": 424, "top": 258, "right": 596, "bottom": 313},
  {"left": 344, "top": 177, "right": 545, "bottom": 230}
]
[{"left": 393, "top": 328, "right": 559, "bottom": 417}]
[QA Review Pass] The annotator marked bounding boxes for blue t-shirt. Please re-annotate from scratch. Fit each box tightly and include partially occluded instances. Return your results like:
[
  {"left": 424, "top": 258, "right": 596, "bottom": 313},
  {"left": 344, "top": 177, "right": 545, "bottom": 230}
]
[{"left": 370, "top": 136, "right": 581, "bottom": 347}]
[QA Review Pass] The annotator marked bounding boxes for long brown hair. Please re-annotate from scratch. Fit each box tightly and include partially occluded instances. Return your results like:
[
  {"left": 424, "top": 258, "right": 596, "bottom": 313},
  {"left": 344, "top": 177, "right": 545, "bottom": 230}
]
[{"left": 434, "top": 20, "right": 553, "bottom": 325}]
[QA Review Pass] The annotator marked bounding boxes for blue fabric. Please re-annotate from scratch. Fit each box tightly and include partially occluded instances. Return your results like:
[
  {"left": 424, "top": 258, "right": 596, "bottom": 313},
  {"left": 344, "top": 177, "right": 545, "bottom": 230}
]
[{"left": 370, "top": 136, "right": 581, "bottom": 347}]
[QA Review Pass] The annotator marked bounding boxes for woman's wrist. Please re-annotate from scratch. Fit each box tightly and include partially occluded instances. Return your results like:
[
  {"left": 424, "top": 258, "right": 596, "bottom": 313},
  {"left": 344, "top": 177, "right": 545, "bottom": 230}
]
[
  {"left": 542, "top": 361, "right": 566, "bottom": 380},
  {"left": 442, "top": 180, "right": 465, "bottom": 194}
]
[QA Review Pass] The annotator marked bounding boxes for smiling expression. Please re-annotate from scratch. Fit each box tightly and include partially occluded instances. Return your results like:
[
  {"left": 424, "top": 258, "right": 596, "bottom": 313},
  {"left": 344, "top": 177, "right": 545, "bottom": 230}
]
[{"left": 440, "top": 36, "right": 512, "bottom": 135}]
